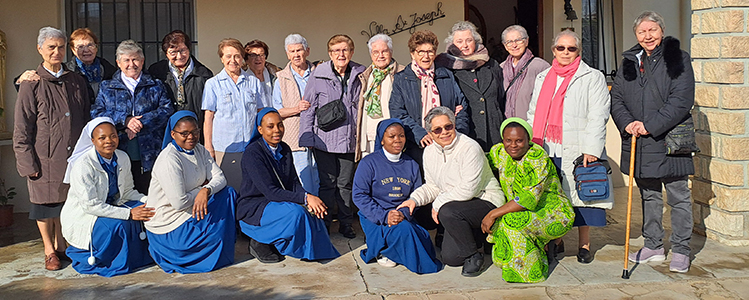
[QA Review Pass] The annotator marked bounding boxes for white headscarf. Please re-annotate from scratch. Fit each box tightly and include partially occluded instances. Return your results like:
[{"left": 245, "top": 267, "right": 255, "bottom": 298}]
[{"left": 63, "top": 117, "right": 116, "bottom": 184}]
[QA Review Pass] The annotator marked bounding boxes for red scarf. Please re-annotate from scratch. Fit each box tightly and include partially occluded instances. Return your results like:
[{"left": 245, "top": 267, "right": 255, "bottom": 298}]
[
  {"left": 411, "top": 61, "right": 441, "bottom": 120},
  {"left": 531, "top": 56, "right": 581, "bottom": 145}
]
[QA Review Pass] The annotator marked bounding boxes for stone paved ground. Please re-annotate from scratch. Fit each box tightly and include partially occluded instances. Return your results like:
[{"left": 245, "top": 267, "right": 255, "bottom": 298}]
[{"left": 1, "top": 187, "right": 748, "bottom": 299}]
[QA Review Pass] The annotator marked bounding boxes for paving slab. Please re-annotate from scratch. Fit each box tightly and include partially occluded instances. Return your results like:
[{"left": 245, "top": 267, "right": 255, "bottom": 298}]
[
  {"left": 468, "top": 287, "right": 550, "bottom": 300},
  {"left": 718, "top": 279, "right": 749, "bottom": 299},
  {"left": 559, "top": 244, "right": 672, "bottom": 284}
]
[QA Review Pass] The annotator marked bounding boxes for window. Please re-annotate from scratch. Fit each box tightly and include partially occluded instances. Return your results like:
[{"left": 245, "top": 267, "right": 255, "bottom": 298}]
[
  {"left": 65, "top": 0, "right": 195, "bottom": 65},
  {"left": 581, "top": 0, "right": 599, "bottom": 69}
]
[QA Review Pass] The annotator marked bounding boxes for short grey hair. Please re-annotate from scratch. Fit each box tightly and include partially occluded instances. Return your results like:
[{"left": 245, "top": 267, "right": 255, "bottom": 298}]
[
  {"left": 445, "top": 21, "right": 483, "bottom": 45},
  {"left": 116, "top": 40, "right": 144, "bottom": 61},
  {"left": 367, "top": 34, "right": 393, "bottom": 53},
  {"left": 423, "top": 106, "right": 456, "bottom": 131},
  {"left": 284, "top": 34, "right": 309, "bottom": 51},
  {"left": 501, "top": 25, "right": 529, "bottom": 43},
  {"left": 553, "top": 30, "right": 581, "bottom": 51},
  {"left": 633, "top": 11, "right": 666, "bottom": 33},
  {"left": 37, "top": 27, "right": 66, "bottom": 47}
]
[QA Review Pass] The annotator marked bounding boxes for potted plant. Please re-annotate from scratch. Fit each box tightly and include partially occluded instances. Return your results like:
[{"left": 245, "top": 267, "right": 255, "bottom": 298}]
[{"left": 0, "top": 178, "right": 17, "bottom": 228}]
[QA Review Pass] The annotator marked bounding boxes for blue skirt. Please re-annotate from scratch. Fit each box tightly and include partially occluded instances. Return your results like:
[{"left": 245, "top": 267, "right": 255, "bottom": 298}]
[
  {"left": 147, "top": 187, "right": 237, "bottom": 274},
  {"left": 359, "top": 212, "right": 443, "bottom": 274},
  {"left": 66, "top": 201, "right": 154, "bottom": 277},
  {"left": 239, "top": 201, "right": 340, "bottom": 260}
]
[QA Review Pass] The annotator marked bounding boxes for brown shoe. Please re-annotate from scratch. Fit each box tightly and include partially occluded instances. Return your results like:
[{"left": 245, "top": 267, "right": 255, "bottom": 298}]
[
  {"left": 55, "top": 251, "right": 71, "bottom": 262},
  {"left": 45, "top": 253, "right": 62, "bottom": 271}
]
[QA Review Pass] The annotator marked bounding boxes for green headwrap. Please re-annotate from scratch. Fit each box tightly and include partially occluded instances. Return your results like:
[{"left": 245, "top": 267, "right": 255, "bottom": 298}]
[{"left": 500, "top": 117, "right": 533, "bottom": 140}]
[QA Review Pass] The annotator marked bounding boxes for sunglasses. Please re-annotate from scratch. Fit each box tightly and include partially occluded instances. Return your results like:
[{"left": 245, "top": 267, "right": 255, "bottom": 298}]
[
  {"left": 431, "top": 123, "right": 455, "bottom": 135},
  {"left": 555, "top": 46, "right": 578, "bottom": 52}
]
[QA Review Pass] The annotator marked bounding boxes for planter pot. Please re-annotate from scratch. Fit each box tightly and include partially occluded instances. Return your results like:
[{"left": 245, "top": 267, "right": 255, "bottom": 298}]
[{"left": 0, "top": 205, "right": 14, "bottom": 228}]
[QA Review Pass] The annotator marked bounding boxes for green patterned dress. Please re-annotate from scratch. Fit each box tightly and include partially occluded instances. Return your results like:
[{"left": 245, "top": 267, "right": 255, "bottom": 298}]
[{"left": 486, "top": 143, "right": 575, "bottom": 283}]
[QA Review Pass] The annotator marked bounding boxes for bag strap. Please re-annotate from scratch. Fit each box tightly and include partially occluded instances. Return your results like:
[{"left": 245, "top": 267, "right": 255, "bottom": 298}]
[
  {"left": 504, "top": 57, "right": 534, "bottom": 93},
  {"left": 270, "top": 163, "right": 286, "bottom": 190}
]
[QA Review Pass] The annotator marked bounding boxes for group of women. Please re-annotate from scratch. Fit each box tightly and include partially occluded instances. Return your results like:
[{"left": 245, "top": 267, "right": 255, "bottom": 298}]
[{"left": 13, "top": 10, "right": 695, "bottom": 282}]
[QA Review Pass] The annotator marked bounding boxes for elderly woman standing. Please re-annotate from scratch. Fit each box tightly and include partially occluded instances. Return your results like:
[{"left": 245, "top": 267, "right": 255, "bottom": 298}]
[
  {"left": 390, "top": 30, "right": 470, "bottom": 166},
  {"left": 355, "top": 34, "right": 405, "bottom": 160},
  {"left": 397, "top": 107, "right": 503, "bottom": 277},
  {"left": 148, "top": 30, "right": 213, "bottom": 129},
  {"left": 61, "top": 118, "right": 154, "bottom": 277},
  {"left": 202, "top": 38, "right": 266, "bottom": 192},
  {"left": 14, "top": 27, "right": 91, "bottom": 270},
  {"left": 611, "top": 11, "right": 696, "bottom": 273},
  {"left": 483, "top": 118, "right": 575, "bottom": 283},
  {"left": 15, "top": 28, "right": 116, "bottom": 103},
  {"left": 92, "top": 40, "right": 174, "bottom": 195},
  {"left": 245, "top": 39, "right": 279, "bottom": 107},
  {"left": 299, "top": 34, "right": 365, "bottom": 239},
  {"left": 500, "top": 25, "right": 550, "bottom": 120},
  {"left": 527, "top": 30, "right": 613, "bottom": 264},
  {"left": 436, "top": 21, "right": 505, "bottom": 151}
]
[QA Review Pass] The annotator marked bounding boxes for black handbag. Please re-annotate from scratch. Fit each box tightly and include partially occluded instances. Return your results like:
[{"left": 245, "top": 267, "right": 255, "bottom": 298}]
[
  {"left": 665, "top": 116, "right": 700, "bottom": 155},
  {"left": 316, "top": 98, "right": 346, "bottom": 132}
]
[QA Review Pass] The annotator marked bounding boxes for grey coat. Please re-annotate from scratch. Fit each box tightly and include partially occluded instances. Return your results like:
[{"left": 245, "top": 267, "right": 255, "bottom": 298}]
[
  {"left": 610, "top": 36, "right": 695, "bottom": 178},
  {"left": 450, "top": 58, "right": 505, "bottom": 152}
]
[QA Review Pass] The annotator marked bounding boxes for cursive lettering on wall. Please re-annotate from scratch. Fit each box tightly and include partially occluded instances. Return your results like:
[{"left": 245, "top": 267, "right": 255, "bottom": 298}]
[{"left": 361, "top": 2, "right": 446, "bottom": 39}]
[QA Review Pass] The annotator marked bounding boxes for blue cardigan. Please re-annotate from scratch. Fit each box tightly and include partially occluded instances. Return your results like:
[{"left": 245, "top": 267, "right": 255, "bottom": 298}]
[
  {"left": 91, "top": 71, "right": 174, "bottom": 172},
  {"left": 352, "top": 150, "right": 422, "bottom": 225},
  {"left": 236, "top": 139, "right": 306, "bottom": 226}
]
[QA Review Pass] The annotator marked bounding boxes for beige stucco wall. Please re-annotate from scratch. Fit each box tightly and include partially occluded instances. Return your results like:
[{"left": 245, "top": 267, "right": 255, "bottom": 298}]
[
  {"left": 195, "top": 0, "right": 465, "bottom": 72},
  {"left": 0, "top": 0, "right": 62, "bottom": 213}
]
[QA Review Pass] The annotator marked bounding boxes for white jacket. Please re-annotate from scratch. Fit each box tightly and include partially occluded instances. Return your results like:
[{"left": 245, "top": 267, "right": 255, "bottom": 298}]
[
  {"left": 410, "top": 133, "right": 505, "bottom": 212},
  {"left": 60, "top": 149, "right": 147, "bottom": 250},
  {"left": 527, "top": 61, "right": 614, "bottom": 209}
]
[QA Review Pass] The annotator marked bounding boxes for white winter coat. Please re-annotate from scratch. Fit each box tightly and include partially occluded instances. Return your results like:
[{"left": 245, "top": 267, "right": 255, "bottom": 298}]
[
  {"left": 60, "top": 149, "right": 146, "bottom": 250},
  {"left": 527, "top": 61, "right": 614, "bottom": 209}
]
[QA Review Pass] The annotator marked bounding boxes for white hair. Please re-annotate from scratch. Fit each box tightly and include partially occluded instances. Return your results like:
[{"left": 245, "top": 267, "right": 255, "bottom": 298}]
[
  {"left": 445, "top": 21, "right": 483, "bottom": 45},
  {"left": 633, "top": 11, "right": 666, "bottom": 33},
  {"left": 553, "top": 29, "right": 581, "bottom": 50},
  {"left": 367, "top": 34, "right": 393, "bottom": 53},
  {"left": 37, "top": 27, "right": 66, "bottom": 47},
  {"left": 116, "top": 40, "right": 144, "bottom": 61},
  {"left": 501, "top": 25, "right": 529, "bottom": 43},
  {"left": 424, "top": 106, "right": 456, "bottom": 131},
  {"left": 284, "top": 34, "right": 309, "bottom": 51}
]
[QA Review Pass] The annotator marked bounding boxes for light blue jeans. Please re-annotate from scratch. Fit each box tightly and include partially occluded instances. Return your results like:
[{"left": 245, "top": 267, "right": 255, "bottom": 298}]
[{"left": 293, "top": 149, "right": 319, "bottom": 196}]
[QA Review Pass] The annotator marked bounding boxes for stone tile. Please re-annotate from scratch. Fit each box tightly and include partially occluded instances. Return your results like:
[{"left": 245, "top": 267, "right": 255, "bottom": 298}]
[
  {"left": 695, "top": 85, "right": 720, "bottom": 108},
  {"left": 426, "top": 293, "right": 469, "bottom": 300},
  {"left": 720, "top": 137, "right": 749, "bottom": 161},
  {"left": 705, "top": 159, "right": 745, "bottom": 186},
  {"left": 703, "top": 61, "right": 745, "bottom": 84},
  {"left": 631, "top": 289, "right": 699, "bottom": 300},
  {"left": 691, "top": 179, "right": 716, "bottom": 205},
  {"left": 722, "top": 86, "right": 749, "bottom": 109},
  {"left": 468, "top": 287, "right": 550, "bottom": 300},
  {"left": 721, "top": 36, "right": 749, "bottom": 58},
  {"left": 719, "top": 279, "right": 749, "bottom": 298},
  {"left": 701, "top": 10, "right": 745, "bottom": 33},
  {"left": 692, "top": 0, "right": 718, "bottom": 10},
  {"left": 692, "top": 60, "right": 702, "bottom": 82},
  {"left": 714, "top": 186, "right": 749, "bottom": 211},
  {"left": 691, "top": 37, "right": 720, "bottom": 58},
  {"left": 559, "top": 244, "right": 672, "bottom": 285},
  {"left": 386, "top": 294, "right": 428, "bottom": 300},
  {"left": 701, "top": 110, "right": 745, "bottom": 135},
  {"left": 703, "top": 207, "right": 745, "bottom": 237},
  {"left": 722, "top": 0, "right": 749, "bottom": 7},
  {"left": 694, "top": 131, "right": 719, "bottom": 157}
]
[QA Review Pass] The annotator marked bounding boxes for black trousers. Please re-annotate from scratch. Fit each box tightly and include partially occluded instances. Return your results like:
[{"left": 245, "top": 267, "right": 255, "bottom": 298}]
[
  {"left": 313, "top": 149, "right": 356, "bottom": 226},
  {"left": 438, "top": 198, "right": 496, "bottom": 266},
  {"left": 130, "top": 160, "right": 151, "bottom": 195}
]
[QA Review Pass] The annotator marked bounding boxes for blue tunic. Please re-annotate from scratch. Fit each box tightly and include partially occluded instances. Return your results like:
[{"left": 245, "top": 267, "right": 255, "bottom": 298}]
[
  {"left": 352, "top": 150, "right": 442, "bottom": 274},
  {"left": 66, "top": 200, "right": 154, "bottom": 277}
]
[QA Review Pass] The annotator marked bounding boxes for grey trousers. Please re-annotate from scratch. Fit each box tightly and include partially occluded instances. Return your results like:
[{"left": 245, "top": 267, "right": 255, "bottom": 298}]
[
  {"left": 313, "top": 149, "right": 356, "bottom": 226},
  {"left": 635, "top": 176, "right": 692, "bottom": 256}
]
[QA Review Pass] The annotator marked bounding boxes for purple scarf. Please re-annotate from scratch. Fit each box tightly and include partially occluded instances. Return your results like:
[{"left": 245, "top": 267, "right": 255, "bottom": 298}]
[{"left": 502, "top": 49, "right": 534, "bottom": 118}]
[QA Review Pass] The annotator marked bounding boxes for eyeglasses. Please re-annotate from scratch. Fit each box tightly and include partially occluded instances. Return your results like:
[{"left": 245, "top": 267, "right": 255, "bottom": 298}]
[
  {"left": 503, "top": 38, "right": 526, "bottom": 46},
  {"left": 173, "top": 129, "right": 201, "bottom": 138},
  {"left": 167, "top": 48, "right": 189, "bottom": 57},
  {"left": 554, "top": 46, "right": 578, "bottom": 52},
  {"left": 371, "top": 50, "right": 391, "bottom": 57},
  {"left": 430, "top": 123, "right": 455, "bottom": 135},
  {"left": 329, "top": 48, "right": 351, "bottom": 55},
  {"left": 74, "top": 43, "right": 97, "bottom": 51},
  {"left": 415, "top": 49, "right": 436, "bottom": 57},
  {"left": 247, "top": 53, "right": 266, "bottom": 59}
]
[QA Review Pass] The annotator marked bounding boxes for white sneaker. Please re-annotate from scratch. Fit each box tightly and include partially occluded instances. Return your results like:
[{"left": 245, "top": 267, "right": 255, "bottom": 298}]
[{"left": 377, "top": 256, "right": 397, "bottom": 267}]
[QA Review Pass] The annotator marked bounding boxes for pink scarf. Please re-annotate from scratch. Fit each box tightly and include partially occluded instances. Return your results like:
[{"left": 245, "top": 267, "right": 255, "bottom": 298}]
[
  {"left": 411, "top": 61, "right": 441, "bottom": 120},
  {"left": 531, "top": 56, "right": 581, "bottom": 145}
]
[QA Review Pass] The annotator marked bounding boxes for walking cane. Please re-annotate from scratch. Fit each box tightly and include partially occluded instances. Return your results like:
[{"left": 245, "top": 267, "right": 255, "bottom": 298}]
[{"left": 622, "top": 135, "right": 637, "bottom": 279}]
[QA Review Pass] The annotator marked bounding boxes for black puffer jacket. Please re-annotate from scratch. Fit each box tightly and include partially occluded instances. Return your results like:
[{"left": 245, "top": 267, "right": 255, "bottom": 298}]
[
  {"left": 610, "top": 36, "right": 695, "bottom": 178},
  {"left": 147, "top": 56, "right": 213, "bottom": 127}
]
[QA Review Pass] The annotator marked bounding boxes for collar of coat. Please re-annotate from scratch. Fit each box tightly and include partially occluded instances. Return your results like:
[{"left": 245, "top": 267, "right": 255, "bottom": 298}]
[
  {"left": 105, "top": 70, "right": 159, "bottom": 90},
  {"left": 36, "top": 63, "right": 73, "bottom": 81},
  {"left": 357, "top": 60, "right": 404, "bottom": 81},
  {"left": 312, "top": 60, "right": 365, "bottom": 80},
  {"left": 621, "top": 36, "right": 684, "bottom": 81},
  {"left": 400, "top": 63, "right": 452, "bottom": 81},
  {"left": 277, "top": 60, "right": 315, "bottom": 81}
]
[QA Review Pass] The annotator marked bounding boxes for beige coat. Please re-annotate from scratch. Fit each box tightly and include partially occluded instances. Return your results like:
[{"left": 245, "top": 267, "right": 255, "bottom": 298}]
[
  {"left": 355, "top": 61, "right": 405, "bottom": 161},
  {"left": 14, "top": 64, "right": 90, "bottom": 204}
]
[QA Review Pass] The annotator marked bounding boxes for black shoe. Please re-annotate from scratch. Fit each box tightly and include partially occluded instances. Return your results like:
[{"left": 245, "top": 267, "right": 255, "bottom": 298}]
[
  {"left": 434, "top": 232, "right": 444, "bottom": 248},
  {"left": 461, "top": 252, "right": 484, "bottom": 277},
  {"left": 339, "top": 223, "right": 356, "bottom": 239},
  {"left": 555, "top": 240, "right": 565, "bottom": 261},
  {"left": 577, "top": 248, "right": 593, "bottom": 264},
  {"left": 249, "top": 238, "right": 285, "bottom": 263}
]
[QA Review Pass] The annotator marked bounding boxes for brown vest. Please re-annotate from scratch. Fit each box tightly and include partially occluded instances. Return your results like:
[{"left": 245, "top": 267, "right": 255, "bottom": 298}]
[{"left": 276, "top": 61, "right": 314, "bottom": 151}]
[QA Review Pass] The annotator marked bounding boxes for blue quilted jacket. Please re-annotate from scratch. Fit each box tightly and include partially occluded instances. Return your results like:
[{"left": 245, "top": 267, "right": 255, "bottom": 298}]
[{"left": 91, "top": 71, "right": 174, "bottom": 172}]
